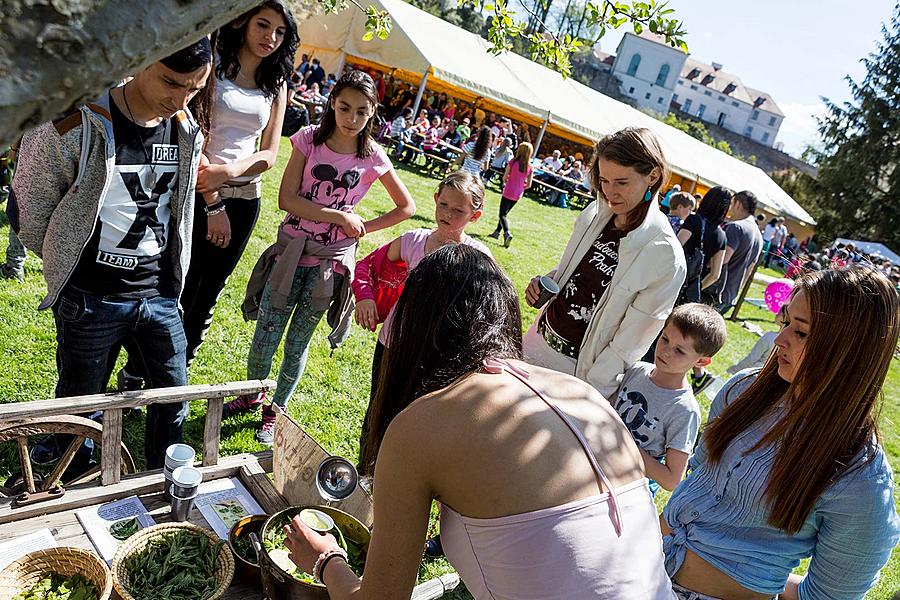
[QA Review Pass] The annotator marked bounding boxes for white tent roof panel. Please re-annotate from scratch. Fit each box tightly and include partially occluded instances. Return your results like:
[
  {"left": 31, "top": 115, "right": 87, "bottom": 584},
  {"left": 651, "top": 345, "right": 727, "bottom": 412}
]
[{"left": 298, "top": 0, "right": 815, "bottom": 225}]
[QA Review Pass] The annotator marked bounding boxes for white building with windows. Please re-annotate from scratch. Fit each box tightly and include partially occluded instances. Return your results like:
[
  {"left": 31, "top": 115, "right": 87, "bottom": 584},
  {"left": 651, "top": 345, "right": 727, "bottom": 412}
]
[
  {"left": 608, "top": 33, "right": 784, "bottom": 147},
  {"left": 609, "top": 32, "right": 687, "bottom": 113}
]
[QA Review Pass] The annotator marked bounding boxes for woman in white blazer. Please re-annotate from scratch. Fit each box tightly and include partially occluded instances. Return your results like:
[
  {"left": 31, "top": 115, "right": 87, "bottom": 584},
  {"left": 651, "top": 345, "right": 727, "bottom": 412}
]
[{"left": 524, "top": 128, "right": 686, "bottom": 399}]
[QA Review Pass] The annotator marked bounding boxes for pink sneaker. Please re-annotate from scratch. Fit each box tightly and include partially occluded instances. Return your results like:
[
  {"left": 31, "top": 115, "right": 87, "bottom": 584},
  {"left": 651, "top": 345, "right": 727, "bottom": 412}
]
[
  {"left": 256, "top": 405, "right": 277, "bottom": 445},
  {"left": 223, "top": 391, "right": 266, "bottom": 418}
]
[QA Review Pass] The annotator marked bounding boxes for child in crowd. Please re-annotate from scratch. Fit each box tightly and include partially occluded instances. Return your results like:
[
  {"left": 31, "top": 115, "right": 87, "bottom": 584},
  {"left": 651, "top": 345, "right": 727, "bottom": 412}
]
[
  {"left": 351, "top": 171, "right": 491, "bottom": 470},
  {"left": 489, "top": 141, "right": 533, "bottom": 248},
  {"left": 613, "top": 303, "right": 727, "bottom": 495},
  {"left": 483, "top": 137, "right": 513, "bottom": 184},
  {"left": 235, "top": 71, "right": 416, "bottom": 444},
  {"left": 389, "top": 107, "right": 413, "bottom": 150},
  {"left": 459, "top": 126, "right": 493, "bottom": 178},
  {"left": 666, "top": 191, "right": 695, "bottom": 233}
]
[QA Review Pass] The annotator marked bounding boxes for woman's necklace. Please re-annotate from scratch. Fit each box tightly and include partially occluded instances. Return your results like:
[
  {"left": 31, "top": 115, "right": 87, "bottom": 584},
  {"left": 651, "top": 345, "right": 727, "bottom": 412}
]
[{"left": 122, "top": 84, "right": 162, "bottom": 188}]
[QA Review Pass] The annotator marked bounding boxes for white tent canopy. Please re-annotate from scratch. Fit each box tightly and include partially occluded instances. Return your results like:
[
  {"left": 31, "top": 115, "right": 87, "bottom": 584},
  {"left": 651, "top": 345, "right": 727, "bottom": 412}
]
[
  {"left": 833, "top": 239, "right": 900, "bottom": 265},
  {"left": 299, "top": 0, "right": 816, "bottom": 225}
]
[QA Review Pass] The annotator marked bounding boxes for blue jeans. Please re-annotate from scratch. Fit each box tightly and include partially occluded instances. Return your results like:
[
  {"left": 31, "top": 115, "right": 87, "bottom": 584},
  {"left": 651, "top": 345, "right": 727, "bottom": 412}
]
[
  {"left": 5, "top": 228, "right": 25, "bottom": 272},
  {"left": 53, "top": 288, "right": 189, "bottom": 469},
  {"left": 247, "top": 265, "right": 343, "bottom": 409}
]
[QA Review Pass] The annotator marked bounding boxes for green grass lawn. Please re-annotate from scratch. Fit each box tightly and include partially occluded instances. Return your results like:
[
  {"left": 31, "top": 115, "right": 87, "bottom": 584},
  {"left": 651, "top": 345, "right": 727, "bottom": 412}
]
[{"left": 0, "top": 144, "right": 897, "bottom": 598}]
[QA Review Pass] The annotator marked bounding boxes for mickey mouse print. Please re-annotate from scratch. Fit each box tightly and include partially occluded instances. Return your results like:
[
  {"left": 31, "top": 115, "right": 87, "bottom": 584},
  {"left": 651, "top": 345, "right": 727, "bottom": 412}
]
[{"left": 281, "top": 125, "right": 392, "bottom": 255}]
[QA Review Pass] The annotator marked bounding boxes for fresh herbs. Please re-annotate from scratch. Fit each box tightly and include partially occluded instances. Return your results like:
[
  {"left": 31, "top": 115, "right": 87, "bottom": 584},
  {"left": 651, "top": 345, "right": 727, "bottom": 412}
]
[
  {"left": 12, "top": 572, "right": 97, "bottom": 600},
  {"left": 122, "top": 530, "right": 224, "bottom": 600},
  {"left": 109, "top": 517, "right": 140, "bottom": 541},
  {"left": 263, "top": 512, "right": 367, "bottom": 584},
  {"left": 231, "top": 534, "right": 258, "bottom": 565}
]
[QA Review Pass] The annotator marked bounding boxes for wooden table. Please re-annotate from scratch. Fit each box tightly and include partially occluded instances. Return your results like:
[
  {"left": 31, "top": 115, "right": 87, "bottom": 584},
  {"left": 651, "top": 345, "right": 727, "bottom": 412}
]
[
  {"left": 0, "top": 383, "right": 459, "bottom": 600},
  {"left": 0, "top": 453, "right": 275, "bottom": 599}
]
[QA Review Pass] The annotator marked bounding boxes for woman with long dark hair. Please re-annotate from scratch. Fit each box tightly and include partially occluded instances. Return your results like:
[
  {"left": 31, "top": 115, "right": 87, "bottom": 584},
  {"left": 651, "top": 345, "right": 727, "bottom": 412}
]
[
  {"left": 662, "top": 266, "right": 900, "bottom": 600},
  {"left": 522, "top": 128, "right": 686, "bottom": 399},
  {"left": 119, "top": 1, "right": 298, "bottom": 391},
  {"left": 282, "top": 245, "right": 673, "bottom": 599},
  {"left": 676, "top": 185, "right": 731, "bottom": 304},
  {"left": 459, "top": 125, "right": 493, "bottom": 177}
]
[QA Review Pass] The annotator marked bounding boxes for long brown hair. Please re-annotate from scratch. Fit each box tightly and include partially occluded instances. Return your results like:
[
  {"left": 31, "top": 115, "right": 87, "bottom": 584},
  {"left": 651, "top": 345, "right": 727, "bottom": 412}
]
[
  {"left": 513, "top": 141, "right": 533, "bottom": 173},
  {"left": 704, "top": 266, "right": 899, "bottom": 534},
  {"left": 359, "top": 246, "right": 522, "bottom": 474},
  {"left": 313, "top": 70, "right": 379, "bottom": 158},
  {"left": 588, "top": 127, "right": 669, "bottom": 232}
]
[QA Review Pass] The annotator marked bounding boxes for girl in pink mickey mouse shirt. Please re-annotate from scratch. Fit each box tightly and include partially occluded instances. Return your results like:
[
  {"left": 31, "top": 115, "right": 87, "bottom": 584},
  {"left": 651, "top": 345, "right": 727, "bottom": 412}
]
[{"left": 232, "top": 70, "right": 415, "bottom": 444}]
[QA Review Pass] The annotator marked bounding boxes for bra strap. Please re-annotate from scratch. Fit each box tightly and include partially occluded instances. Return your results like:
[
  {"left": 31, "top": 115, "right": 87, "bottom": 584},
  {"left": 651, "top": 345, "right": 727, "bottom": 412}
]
[{"left": 483, "top": 358, "right": 624, "bottom": 536}]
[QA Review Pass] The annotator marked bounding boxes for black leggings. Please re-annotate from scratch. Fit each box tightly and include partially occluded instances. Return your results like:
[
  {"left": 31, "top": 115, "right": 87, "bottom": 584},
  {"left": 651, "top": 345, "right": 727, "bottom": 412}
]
[
  {"left": 126, "top": 194, "right": 260, "bottom": 375},
  {"left": 493, "top": 197, "right": 518, "bottom": 236}
]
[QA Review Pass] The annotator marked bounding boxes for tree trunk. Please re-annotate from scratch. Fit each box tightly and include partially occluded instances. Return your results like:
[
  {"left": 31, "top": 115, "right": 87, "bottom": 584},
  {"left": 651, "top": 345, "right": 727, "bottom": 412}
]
[{"left": 0, "top": 0, "right": 268, "bottom": 148}]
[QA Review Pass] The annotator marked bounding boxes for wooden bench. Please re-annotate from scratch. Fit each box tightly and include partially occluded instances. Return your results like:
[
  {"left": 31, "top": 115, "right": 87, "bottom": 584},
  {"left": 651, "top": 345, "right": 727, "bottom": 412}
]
[{"left": 530, "top": 179, "right": 570, "bottom": 204}]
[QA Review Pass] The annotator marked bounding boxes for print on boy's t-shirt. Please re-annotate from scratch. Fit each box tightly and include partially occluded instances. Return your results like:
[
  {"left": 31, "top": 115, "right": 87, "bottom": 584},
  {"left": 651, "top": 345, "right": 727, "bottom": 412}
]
[{"left": 68, "top": 95, "right": 178, "bottom": 298}]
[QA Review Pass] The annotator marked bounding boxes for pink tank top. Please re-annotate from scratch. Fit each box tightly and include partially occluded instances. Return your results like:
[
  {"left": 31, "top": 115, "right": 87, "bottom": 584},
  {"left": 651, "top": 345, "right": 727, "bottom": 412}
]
[
  {"left": 440, "top": 359, "right": 674, "bottom": 600},
  {"left": 378, "top": 229, "right": 491, "bottom": 345},
  {"left": 501, "top": 162, "right": 532, "bottom": 201}
]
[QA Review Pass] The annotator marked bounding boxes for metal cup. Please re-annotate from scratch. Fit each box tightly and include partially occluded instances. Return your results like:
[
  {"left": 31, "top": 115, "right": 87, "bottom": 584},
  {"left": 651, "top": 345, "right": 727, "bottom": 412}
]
[
  {"left": 170, "top": 484, "right": 198, "bottom": 521},
  {"left": 164, "top": 444, "right": 195, "bottom": 499},
  {"left": 533, "top": 275, "right": 560, "bottom": 309},
  {"left": 171, "top": 466, "right": 202, "bottom": 499}
]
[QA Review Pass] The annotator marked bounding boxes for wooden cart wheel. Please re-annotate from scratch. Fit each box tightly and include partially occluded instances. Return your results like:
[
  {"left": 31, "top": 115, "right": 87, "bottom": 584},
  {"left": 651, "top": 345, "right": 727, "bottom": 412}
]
[{"left": 0, "top": 415, "right": 136, "bottom": 498}]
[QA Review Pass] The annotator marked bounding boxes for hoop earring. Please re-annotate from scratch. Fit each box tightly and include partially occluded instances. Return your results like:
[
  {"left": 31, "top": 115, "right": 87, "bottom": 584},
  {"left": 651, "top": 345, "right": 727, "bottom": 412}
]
[{"left": 644, "top": 187, "right": 653, "bottom": 202}]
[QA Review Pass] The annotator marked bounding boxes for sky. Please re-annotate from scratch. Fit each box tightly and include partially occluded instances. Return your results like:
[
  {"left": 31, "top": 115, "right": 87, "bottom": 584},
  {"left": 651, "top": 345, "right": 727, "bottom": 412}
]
[{"left": 591, "top": 0, "right": 893, "bottom": 157}]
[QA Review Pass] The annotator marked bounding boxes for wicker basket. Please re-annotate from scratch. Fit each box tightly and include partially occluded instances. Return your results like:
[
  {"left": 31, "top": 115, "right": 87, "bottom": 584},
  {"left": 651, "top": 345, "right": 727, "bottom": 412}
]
[
  {"left": 0, "top": 546, "right": 112, "bottom": 600},
  {"left": 111, "top": 522, "right": 234, "bottom": 600}
]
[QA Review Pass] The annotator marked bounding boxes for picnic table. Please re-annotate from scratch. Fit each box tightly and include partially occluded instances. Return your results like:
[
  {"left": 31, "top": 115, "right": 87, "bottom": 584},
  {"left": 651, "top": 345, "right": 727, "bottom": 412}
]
[
  {"left": 392, "top": 139, "right": 461, "bottom": 178},
  {"left": 0, "top": 381, "right": 459, "bottom": 599},
  {"left": 529, "top": 167, "right": 593, "bottom": 208}
]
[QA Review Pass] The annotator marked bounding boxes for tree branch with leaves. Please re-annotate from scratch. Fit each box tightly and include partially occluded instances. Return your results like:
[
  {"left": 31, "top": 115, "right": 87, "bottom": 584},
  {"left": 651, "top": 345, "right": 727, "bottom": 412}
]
[{"left": 469, "top": 0, "right": 687, "bottom": 76}]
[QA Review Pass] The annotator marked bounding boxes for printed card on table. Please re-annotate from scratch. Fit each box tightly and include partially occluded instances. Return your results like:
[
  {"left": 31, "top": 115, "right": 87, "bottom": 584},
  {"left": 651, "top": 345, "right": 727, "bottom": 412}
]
[
  {"left": 195, "top": 477, "right": 265, "bottom": 539},
  {"left": 76, "top": 495, "right": 156, "bottom": 563},
  {"left": 0, "top": 529, "right": 57, "bottom": 571}
]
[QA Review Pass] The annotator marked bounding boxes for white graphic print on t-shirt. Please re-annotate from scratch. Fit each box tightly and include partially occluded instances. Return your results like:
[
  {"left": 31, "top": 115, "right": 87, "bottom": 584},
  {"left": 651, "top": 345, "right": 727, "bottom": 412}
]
[
  {"left": 564, "top": 236, "right": 619, "bottom": 323},
  {"left": 95, "top": 162, "right": 176, "bottom": 270}
]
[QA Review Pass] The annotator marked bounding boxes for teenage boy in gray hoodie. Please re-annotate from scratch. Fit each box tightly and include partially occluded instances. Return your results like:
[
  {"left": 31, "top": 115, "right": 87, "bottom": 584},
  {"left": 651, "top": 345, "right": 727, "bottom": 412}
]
[{"left": 12, "top": 38, "right": 212, "bottom": 469}]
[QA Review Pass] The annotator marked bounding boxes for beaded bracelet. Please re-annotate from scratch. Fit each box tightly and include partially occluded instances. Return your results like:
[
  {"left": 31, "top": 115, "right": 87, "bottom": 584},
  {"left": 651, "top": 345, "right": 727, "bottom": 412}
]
[
  {"left": 313, "top": 548, "right": 347, "bottom": 582},
  {"left": 206, "top": 206, "right": 227, "bottom": 217}
]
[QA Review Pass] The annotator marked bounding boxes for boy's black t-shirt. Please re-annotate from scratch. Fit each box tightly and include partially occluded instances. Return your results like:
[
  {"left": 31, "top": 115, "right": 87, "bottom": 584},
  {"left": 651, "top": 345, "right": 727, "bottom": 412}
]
[{"left": 68, "top": 94, "right": 179, "bottom": 299}]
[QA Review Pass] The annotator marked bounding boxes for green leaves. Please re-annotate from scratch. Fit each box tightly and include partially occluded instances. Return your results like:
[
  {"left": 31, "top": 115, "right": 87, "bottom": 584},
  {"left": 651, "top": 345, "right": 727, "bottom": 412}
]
[
  {"left": 334, "top": 0, "right": 685, "bottom": 78},
  {"left": 363, "top": 6, "right": 393, "bottom": 40}
]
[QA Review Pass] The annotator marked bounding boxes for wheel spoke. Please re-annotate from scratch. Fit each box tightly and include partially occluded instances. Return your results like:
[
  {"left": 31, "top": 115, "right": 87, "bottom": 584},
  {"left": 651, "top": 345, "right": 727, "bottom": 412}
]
[
  {"left": 42, "top": 435, "right": 85, "bottom": 491},
  {"left": 64, "top": 464, "right": 102, "bottom": 487},
  {"left": 16, "top": 437, "right": 36, "bottom": 494}
]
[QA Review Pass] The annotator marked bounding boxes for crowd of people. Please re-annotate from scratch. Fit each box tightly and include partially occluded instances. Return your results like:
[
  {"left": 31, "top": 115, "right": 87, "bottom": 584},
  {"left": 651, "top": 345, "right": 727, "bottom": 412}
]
[{"left": 3, "top": 1, "right": 900, "bottom": 599}]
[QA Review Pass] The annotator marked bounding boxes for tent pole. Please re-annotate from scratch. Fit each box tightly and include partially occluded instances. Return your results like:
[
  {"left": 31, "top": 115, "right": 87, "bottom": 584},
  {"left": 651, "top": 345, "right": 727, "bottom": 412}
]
[
  {"left": 533, "top": 112, "right": 550, "bottom": 156},
  {"left": 411, "top": 70, "right": 430, "bottom": 118}
]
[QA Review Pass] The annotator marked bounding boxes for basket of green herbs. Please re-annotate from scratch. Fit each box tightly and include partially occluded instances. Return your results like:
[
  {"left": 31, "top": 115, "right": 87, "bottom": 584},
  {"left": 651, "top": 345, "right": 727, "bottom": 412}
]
[
  {"left": 0, "top": 547, "right": 111, "bottom": 600},
  {"left": 111, "top": 523, "right": 234, "bottom": 600}
]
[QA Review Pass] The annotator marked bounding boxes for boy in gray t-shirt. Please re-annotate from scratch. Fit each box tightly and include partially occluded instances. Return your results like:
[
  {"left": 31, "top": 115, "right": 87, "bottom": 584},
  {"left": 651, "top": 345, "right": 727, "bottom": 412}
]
[{"left": 613, "top": 304, "right": 727, "bottom": 495}]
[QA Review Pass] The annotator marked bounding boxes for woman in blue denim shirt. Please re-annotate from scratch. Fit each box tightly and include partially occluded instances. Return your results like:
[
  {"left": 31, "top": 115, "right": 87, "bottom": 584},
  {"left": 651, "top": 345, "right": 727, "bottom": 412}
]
[{"left": 662, "top": 266, "right": 900, "bottom": 600}]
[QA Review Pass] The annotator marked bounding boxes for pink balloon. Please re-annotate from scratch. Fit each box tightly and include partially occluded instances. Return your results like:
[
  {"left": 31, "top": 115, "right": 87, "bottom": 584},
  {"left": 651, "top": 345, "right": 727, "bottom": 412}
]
[{"left": 764, "top": 279, "right": 794, "bottom": 314}]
